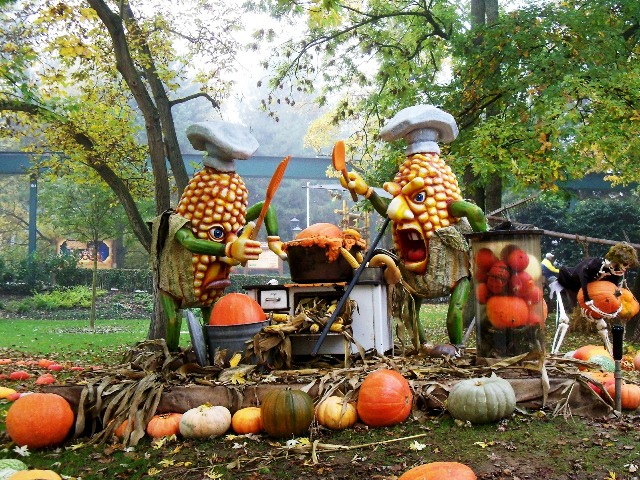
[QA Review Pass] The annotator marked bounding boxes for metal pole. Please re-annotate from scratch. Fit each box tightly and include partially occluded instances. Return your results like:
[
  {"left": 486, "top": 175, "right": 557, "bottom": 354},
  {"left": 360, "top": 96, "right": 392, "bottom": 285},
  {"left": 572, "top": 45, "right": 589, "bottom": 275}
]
[
  {"left": 612, "top": 324, "right": 624, "bottom": 412},
  {"left": 311, "top": 217, "right": 391, "bottom": 356},
  {"left": 306, "top": 181, "right": 310, "bottom": 228},
  {"left": 27, "top": 173, "right": 38, "bottom": 286}
]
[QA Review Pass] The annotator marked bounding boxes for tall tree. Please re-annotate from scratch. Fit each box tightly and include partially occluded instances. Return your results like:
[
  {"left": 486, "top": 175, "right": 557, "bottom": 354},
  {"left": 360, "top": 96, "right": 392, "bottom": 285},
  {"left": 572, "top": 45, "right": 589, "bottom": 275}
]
[
  {"left": 256, "top": 0, "right": 640, "bottom": 202},
  {"left": 0, "top": 0, "right": 243, "bottom": 340}
]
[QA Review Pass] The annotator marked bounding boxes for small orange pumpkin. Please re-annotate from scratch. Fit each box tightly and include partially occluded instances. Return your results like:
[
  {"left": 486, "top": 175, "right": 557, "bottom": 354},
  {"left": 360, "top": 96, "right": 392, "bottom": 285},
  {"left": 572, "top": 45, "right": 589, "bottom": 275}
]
[
  {"left": 146, "top": 413, "right": 182, "bottom": 438},
  {"left": 231, "top": 407, "right": 264, "bottom": 434},
  {"left": 209, "top": 293, "right": 266, "bottom": 326},
  {"left": 577, "top": 281, "right": 622, "bottom": 319},
  {"left": 295, "top": 222, "right": 343, "bottom": 240},
  {"left": 486, "top": 261, "right": 510, "bottom": 295},
  {"left": 475, "top": 248, "right": 498, "bottom": 271},
  {"left": 398, "top": 461, "right": 477, "bottom": 480},
  {"left": 634, "top": 352, "right": 640, "bottom": 371},
  {"left": 486, "top": 295, "right": 530, "bottom": 329},
  {"left": 357, "top": 369, "right": 412, "bottom": 427},
  {"left": 605, "top": 383, "right": 640, "bottom": 410},
  {"left": 6, "top": 393, "right": 75, "bottom": 448},
  {"left": 618, "top": 288, "right": 639, "bottom": 320},
  {"left": 114, "top": 418, "right": 135, "bottom": 438},
  {"left": 315, "top": 395, "right": 358, "bottom": 430}
]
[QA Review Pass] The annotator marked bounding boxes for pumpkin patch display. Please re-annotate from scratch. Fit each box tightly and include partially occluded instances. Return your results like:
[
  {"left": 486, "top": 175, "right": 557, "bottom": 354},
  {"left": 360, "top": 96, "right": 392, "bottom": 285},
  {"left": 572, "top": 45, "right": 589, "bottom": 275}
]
[
  {"left": 179, "top": 404, "right": 231, "bottom": 439},
  {"left": 6, "top": 393, "right": 75, "bottom": 448},
  {"left": 398, "top": 461, "right": 477, "bottom": 480},
  {"left": 146, "top": 413, "right": 183, "bottom": 438},
  {"left": 357, "top": 369, "right": 413, "bottom": 427},
  {"left": 315, "top": 395, "right": 358, "bottom": 430},
  {"left": 446, "top": 373, "right": 516, "bottom": 424},
  {"left": 261, "top": 388, "right": 314, "bottom": 438},
  {"left": 231, "top": 407, "right": 264, "bottom": 434},
  {"left": 577, "top": 281, "right": 622, "bottom": 319}
]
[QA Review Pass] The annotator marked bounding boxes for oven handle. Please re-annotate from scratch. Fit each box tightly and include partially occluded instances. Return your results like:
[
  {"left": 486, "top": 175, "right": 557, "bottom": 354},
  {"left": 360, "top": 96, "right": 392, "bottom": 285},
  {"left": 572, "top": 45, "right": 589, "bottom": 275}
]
[{"left": 311, "top": 217, "right": 391, "bottom": 356}]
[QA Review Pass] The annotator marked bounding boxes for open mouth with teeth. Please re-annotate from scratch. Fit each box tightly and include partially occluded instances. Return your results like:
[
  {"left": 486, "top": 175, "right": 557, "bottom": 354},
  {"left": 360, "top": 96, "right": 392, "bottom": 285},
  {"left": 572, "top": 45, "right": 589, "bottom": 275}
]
[{"left": 396, "top": 227, "right": 427, "bottom": 264}]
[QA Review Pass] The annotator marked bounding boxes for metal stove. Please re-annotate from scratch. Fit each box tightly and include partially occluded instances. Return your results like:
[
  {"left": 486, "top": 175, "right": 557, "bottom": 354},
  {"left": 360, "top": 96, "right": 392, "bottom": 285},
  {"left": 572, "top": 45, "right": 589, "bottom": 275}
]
[{"left": 243, "top": 268, "right": 393, "bottom": 356}]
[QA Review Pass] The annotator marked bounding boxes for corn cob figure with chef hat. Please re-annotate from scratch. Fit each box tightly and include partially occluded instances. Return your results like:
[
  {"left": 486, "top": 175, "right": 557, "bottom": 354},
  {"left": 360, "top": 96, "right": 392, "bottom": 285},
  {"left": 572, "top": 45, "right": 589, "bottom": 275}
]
[
  {"left": 151, "top": 119, "right": 287, "bottom": 351},
  {"left": 340, "top": 105, "right": 488, "bottom": 352}
]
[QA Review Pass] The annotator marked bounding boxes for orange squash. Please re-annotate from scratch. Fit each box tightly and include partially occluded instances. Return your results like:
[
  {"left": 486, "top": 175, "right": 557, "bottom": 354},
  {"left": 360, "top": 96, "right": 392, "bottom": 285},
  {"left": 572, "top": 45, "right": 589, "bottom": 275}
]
[
  {"left": 209, "top": 293, "right": 266, "bottom": 326},
  {"left": 357, "top": 369, "right": 412, "bottom": 427},
  {"left": 605, "top": 383, "right": 640, "bottom": 410},
  {"left": 146, "top": 413, "right": 182, "bottom": 438},
  {"left": 295, "top": 223, "right": 342, "bottom": 240},
  {"left": 6, "top": 393, "right": 75, "bottom": 448},
  {"left": 398, "top": 461, "right": 477, "bottom": 480},
  {"left": 486, "top": 261, "right": 510, "bottom": 295},
  {"left": 577, "top": 281, "right": 622, "bottom": 319},
  {"left": 618, "top": 288, "right": 639, "bottom": 320},
  {"left": 573, "top": 345, "right": 610, "bottom": 362},
  {"left": 486, "top": 295, "right": 530, "bottom": 329},
  {"left": 231, "top": 407, "right": 264, "bottom": 434},
  {"left": 474, "top": 247, "right": 498, "bottom": 271},
  {"left": 634, "top": 352, "right": 640, "bottom": 371}
]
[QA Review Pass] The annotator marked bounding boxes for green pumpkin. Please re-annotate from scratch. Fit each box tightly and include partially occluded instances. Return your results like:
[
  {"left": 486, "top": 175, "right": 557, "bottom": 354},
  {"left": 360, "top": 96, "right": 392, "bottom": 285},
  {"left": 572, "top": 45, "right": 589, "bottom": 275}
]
[
  {"left": 260, "top": 388, "right": 314, "bottom": 438},
  {"left": 446, "top": 373, "right": 516, "bottom": 424}
]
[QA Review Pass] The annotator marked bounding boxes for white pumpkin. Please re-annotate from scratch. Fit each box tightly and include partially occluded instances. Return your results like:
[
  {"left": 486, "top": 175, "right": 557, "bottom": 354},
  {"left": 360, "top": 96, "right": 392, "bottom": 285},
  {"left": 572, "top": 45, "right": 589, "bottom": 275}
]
[{"left": 179, "top": 404, "right": 231, "bottom": 438}]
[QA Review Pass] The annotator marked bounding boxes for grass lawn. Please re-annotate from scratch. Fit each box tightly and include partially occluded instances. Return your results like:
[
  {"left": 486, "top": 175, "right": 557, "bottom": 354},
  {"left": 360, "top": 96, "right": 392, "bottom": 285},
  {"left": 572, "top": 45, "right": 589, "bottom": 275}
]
[{"left": 1, "top": 297, "right": 640, "bottom": 480}]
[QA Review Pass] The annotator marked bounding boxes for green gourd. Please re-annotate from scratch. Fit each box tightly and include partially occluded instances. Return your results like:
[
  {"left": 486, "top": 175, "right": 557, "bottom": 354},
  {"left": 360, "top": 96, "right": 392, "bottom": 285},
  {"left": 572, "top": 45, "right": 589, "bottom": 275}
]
[{"left": 446, "top": 373, "right": 516, "bottom": 424}]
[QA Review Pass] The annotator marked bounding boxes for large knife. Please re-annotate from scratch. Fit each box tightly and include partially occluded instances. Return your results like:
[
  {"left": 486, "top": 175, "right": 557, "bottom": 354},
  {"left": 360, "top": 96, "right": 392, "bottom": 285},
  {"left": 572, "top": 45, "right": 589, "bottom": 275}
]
[{"left": 251, "top": 155, "right": 291, "bottom": 239}]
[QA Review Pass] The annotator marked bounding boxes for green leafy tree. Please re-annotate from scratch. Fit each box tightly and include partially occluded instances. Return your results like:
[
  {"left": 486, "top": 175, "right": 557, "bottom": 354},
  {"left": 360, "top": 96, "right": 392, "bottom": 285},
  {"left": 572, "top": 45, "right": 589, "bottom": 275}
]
[
  {"left": 1, "top": 0, "right": 244, "bottom": 340},
  {"left": 41, "top": 177, "right": 120, "bottom": 329},
  {"left": 256, "top": 0, "right": 640, "bottom": 204}
]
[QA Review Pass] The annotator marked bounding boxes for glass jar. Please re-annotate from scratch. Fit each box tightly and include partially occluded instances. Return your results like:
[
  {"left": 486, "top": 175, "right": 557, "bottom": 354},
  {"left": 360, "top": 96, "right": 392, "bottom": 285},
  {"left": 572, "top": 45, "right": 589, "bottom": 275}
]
[{"left": 467, "top": 230, "right": 546, "bottom": 363}]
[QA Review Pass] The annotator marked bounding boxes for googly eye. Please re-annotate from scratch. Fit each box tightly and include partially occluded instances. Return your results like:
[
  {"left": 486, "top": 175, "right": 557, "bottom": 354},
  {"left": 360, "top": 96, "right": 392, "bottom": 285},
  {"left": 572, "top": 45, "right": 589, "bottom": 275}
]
[
  {"left": 208, "top": 225, "right": 225, "bottom": 242},
  {"left": 413, "top": 191, "right": 426, "bottom": 203}
]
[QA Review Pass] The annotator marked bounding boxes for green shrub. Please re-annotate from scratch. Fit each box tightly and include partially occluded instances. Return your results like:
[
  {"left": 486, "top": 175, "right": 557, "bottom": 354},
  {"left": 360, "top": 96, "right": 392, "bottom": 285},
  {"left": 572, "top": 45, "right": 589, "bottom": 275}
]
[{"left": 5, "top": 286, "right": 107, "bottom": 312}]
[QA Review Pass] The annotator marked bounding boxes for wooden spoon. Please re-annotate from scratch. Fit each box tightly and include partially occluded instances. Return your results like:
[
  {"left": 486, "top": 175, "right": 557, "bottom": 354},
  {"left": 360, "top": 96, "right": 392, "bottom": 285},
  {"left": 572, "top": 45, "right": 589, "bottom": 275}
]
[{"left": 332, "top": 141, "right": 358, "bottom": 201}]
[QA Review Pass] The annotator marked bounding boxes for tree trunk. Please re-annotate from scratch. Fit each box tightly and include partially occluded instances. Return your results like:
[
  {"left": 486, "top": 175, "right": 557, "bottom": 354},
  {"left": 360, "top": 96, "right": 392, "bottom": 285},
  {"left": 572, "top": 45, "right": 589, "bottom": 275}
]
[{"left": 464, "top": 0, "right": 502, "bottom": 213}]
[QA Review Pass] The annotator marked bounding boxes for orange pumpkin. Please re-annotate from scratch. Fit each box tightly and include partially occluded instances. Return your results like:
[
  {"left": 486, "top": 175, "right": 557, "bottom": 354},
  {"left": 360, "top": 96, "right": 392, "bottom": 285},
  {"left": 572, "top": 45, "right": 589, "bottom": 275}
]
[
  {"left": 357, "top": 369, "right": 412, "bottom": 427},
  {"left": 399, "top": 461, "right": 477, "bottom": 480},
  {"left": 231, "top": 407, "right": 264, "bottom": 434},
  {"left": 486, "top": 296, "right": 530, "bottom": 329},
  {"left": 6, "top": 393, "right": 75, "bottom": 448},
  {"left": 605, "top": 383, "right": 640, "bottom": 410},
  {"left": 295, "top": 222, "right": 343, "bottom": 240},
  {"left": 475, "top": 283, "right": 489, "bottom": 304},
  {"left": 114, "top": 418, "right": 135, "bottom": 438},
  {"left": 146, "top": 413, "right": 182, "bottom": 438},
  {"left": 475, "top": 248, "right": 498, "bottom": 271},
  {"left": 573, "top": 345, "right": 610, "bottom": 362},
  {"left": 209, "top": 293, "right": 266, "bottom": 326},
  {"left": 618, "top": 288, "right": 639, "bottom": 320},
  {"left": 577, "top": 281, "right": 622, "bottom": 319},
  {"left": 634, "top": 352, "right": 640, "bottom": 371},
  {"left": 315, "top": 395, "right": 358, "bottom": 430},
  {"left": 486, "top": 261, "right": 510, "bottom": 295}
]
